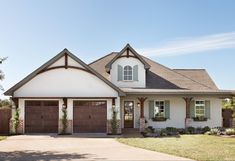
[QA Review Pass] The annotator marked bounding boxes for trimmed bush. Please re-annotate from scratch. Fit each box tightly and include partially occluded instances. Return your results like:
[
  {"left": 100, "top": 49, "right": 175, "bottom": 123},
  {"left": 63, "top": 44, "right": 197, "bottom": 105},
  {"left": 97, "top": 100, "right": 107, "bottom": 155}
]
[
  {"left": 225, "top": 128, "right": 235, "bottom": 135},
  {"left": 177, "top": 128, "right": 186, "bottom": 134},
  {"left": 186, "top": 126, "right": 195, "bottom": 134},
  {"left": 202, "top": 126, "right": 210, "bottom": 133},
  {"left": 210, "top": 128, "right": 220, "bottom": 135},
  {"left": 160, "top": 129, "right": 167, "bottom": 136},
  {"left": 166, "top": 127, "right": 178, "bottom": 135}
]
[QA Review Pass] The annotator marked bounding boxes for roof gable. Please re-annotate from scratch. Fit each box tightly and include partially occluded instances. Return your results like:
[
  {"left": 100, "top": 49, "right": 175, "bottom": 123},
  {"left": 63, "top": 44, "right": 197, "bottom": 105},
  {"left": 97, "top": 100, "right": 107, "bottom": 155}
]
[
  {"left": 4, "top": 49, "right": 125, "bottom": 96},
  {"left": 90, "top": 52, "right": 219, "bottom": 91},
  {"left": 105, "top": 44, "right": 150, "bottom": 72}
]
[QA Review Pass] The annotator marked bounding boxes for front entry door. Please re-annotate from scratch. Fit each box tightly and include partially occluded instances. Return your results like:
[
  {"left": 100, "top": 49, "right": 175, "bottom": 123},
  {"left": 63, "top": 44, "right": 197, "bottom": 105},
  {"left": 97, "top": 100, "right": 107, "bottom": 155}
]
[{"left": 124, "top": 101, "right": 134, "bottom": 128}]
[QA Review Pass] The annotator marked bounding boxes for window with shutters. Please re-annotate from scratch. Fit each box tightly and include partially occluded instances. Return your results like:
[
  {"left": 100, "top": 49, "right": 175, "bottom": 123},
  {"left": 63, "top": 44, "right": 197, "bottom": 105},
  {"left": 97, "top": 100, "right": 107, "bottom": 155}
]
[
  {"left": 154, "top": 101, "right": 165, "bottom": 118},
  {"left": 195, "top": 100, "right": 205, "bottom": 117},
  {"left": 123, "top": 65, "right": 133, "bottom": 81}
]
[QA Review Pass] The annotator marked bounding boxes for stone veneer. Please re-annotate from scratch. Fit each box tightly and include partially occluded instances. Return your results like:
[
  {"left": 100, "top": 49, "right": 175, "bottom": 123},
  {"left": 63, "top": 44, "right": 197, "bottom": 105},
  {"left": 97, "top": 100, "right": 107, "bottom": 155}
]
[
  {"left": 185, "top": 118, "right": 193, "bottom": 127},
  {"left": 107, "top": 120, "right": 121, "bottom": 134},
  {"left": 232, "top": 119, "right": 235, "bottom": 128},
  {"left": 9, "top": 119, "right": 24, "bottom": 134},
  {"left": 139, "top": 118, "right": 145, "bottom": 132},
  {"left": 58, "top": 120, "right": 73, "bottom": 134}
]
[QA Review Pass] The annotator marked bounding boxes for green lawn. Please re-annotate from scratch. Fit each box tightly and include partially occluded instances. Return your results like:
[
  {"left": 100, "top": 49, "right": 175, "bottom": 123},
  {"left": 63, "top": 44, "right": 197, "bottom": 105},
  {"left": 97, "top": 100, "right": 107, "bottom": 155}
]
[
  {"left": 117, "top": 135, "right": 235, "bottom": 161},
  {"left": 0, "top": 136, "right": 6, "bottom": 141}
]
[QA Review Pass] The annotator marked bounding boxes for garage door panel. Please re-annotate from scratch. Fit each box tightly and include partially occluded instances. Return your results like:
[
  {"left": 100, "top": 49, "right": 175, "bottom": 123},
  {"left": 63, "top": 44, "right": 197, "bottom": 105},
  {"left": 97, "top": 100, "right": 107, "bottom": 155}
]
[
  {"left": 73, "top": 101, "right": 107, "bottom": 133},
  {"left": 25, "top": 101, "right": 59, "bottom": 133}
]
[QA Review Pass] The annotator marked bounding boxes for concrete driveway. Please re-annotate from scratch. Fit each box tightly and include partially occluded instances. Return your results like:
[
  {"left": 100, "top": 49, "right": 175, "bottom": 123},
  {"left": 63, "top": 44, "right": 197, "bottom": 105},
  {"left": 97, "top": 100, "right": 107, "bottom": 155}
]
[{"left": 0, "top": 134, "right": 193, "bottom": 161}]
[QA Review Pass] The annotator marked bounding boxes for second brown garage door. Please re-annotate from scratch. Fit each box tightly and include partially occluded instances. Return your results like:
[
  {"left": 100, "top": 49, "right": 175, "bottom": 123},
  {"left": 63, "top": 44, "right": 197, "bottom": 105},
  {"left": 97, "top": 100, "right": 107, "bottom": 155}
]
[
  {"left": 73, "top": 101, "right": 107, "bottom": 133},
  {"left": 25, "top": 101, "right": 59, "bottom": 133}
]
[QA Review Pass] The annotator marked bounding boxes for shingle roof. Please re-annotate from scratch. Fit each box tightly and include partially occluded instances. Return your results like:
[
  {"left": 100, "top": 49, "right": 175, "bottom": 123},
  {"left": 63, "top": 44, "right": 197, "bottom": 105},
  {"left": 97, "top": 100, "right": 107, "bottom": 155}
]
[
  {"left": 173, "top": 69, "right": 218, "bottom": 90},
  {"left": 89, "top": 53, "right": 219, "bottom": 91}
]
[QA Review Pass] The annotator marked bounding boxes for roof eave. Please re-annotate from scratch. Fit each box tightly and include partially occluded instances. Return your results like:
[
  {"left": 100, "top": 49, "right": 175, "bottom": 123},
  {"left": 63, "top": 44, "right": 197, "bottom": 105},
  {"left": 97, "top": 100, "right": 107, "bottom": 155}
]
[{"left": 125, "top": 91, "right": 235, "bottom": 97}]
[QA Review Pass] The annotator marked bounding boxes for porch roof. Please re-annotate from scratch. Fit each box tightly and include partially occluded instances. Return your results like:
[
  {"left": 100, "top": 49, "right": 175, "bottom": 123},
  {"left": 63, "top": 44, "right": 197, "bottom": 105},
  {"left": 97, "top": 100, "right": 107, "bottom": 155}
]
[{"left": 121, "top": 88, "right": 235, "bottom": 97}]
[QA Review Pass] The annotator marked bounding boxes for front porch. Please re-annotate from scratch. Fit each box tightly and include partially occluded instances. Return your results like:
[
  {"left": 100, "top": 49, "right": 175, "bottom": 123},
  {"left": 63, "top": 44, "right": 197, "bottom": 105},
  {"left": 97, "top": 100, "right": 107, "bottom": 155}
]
[{"left": 119, "top": 95, "right": 221, "bottom": 133}]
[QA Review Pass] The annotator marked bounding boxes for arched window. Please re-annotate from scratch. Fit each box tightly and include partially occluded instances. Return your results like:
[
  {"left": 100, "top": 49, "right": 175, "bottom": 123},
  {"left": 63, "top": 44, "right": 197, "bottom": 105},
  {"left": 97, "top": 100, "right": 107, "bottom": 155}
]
[{"left": 123, "top": 65, "right": 133, "bottom": 81}]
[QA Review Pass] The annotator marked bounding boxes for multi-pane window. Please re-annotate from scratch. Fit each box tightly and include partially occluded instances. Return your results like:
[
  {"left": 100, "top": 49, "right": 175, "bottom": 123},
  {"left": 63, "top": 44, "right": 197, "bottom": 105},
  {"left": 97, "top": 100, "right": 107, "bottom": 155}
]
[
  {"left": 123, "top": 65, "right": 133, "bottom": 81},
  {"left": 154, "top": 101, "right": 165, "bottom": 117},
  {"left": 195, "top": 100, "right": 205, "bottom": 117}
]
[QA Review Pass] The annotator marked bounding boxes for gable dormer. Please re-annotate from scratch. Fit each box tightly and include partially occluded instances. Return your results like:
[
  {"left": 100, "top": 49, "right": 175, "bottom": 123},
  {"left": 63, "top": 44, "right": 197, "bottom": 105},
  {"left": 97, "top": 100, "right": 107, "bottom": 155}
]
[{"left": 105, "top": 44, "right": 150, "bottom": 88}]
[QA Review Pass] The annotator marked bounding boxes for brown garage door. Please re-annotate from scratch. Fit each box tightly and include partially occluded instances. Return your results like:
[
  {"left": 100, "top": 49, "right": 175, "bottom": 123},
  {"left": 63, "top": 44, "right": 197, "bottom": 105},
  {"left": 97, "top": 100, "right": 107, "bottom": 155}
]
[
  {"left": 73, "top": 101, "right": 107, "bottom": 133},
  {"left": 25, "top": 101, "right": 59, "bottom": 133}
]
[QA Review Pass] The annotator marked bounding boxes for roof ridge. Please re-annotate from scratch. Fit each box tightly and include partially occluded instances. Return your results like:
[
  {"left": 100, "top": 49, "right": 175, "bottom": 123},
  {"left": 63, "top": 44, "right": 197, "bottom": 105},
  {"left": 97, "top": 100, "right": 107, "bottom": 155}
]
[
  {"left": 88, "top": 52, "right": 118, "bottom": 66},
  {"left": 140, "top": 55, "right": 213, "bottom": 90},
  {"left": 173, "top": 69, "right": 206, "bottom": 70}
]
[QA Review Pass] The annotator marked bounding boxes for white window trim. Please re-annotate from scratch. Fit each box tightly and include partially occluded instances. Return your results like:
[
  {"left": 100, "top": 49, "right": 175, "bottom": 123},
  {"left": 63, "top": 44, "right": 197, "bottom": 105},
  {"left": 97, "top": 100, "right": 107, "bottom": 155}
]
[
  {"left": 123, "top": 65, "right": 133, "bottom": 81},
  {"left": 195, "top": 100, "right": 205, "bottom": 117},
  {"left": 154, "top": 100, "right": 165, "bottom": 118}
]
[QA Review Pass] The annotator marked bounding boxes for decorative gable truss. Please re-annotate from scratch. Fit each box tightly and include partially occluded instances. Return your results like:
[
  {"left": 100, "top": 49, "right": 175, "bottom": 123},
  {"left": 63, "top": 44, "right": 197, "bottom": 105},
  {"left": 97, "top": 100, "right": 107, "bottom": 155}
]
[
  {"left": 105, "top": 44, "right": 151, "bottom": 73},
  {"left": 4, "top": 49, "right": 125, "bottom": 97}
]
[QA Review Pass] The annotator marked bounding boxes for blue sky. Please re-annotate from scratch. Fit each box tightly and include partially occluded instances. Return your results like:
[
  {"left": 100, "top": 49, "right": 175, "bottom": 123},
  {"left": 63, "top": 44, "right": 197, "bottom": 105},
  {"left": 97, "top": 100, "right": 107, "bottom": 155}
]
[{"left": 1, "top": 0, "right": 235, "bottom": 98}]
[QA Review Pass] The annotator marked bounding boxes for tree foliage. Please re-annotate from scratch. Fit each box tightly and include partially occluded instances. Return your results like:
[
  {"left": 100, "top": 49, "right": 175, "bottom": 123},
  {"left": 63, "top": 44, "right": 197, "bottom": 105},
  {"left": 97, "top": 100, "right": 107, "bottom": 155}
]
[
  {"left": 0, "top": 99, "right": 13, "bottom": 108},
  {"left": 111, "top": 107, "right": 119, "bottom": 134},
  {"left": 61, "top": 107, "right": 68, "bottom": 134},
  {"left": 0, "top": 57, "right": 7, "bottom": 90},
  {"left": 223, "top": 97, "right": 235, "bottom": 118}
]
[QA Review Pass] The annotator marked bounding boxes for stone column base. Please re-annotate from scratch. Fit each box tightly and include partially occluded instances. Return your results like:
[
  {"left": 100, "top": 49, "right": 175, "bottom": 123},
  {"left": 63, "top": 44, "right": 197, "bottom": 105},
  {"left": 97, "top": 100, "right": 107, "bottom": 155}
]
[
  {"left": 185, "top": 118, "right": 193, "bottom": 128},
  {"left": 107, "top": 120, "right": 121, "bottom": 134},
  {"left": 139, "top": 118, "right": 145, "bottom": 132},
  {"left": 232, "top": 119, "right": 235, "bottom": 128},
  {"left": 9, "top": 119, "right": 24, "bottom": 134},
  {"left": 59, "top": 120, "right": 73, "bottom": 134}
]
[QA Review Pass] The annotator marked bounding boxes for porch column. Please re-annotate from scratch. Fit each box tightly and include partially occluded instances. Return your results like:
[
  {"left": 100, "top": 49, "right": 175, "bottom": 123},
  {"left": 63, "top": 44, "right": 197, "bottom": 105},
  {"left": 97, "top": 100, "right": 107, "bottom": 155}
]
[
  {"left": 138, "top": 97, "right": 147, "bottom": 132},
  {"left": 183, "top": 97, "right": 193, "bottom": 128}
]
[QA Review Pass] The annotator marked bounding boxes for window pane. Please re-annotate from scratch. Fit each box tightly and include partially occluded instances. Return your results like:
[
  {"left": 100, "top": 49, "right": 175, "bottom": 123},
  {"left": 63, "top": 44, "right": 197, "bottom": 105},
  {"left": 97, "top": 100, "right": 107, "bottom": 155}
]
[{"left": 154, "top": 101, "right": 165, "bottom": 117}]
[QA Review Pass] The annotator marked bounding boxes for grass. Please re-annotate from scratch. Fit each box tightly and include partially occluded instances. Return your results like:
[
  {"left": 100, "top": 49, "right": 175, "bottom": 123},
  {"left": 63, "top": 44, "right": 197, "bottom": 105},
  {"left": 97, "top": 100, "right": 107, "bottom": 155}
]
[
  {"left": 0, "top": 136, "right": 6, "bottom": 141},
  {"left": 117, "top": 135, "right": 235, "bottom": 161}
]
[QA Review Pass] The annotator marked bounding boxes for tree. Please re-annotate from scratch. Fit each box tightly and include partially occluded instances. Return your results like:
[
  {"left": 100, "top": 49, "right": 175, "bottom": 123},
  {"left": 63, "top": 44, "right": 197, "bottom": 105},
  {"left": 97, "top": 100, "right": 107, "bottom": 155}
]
[
  {"left": 231, "top": 97, "right": 235, "bottom": 118},
  {"left": 0, "top": 57, "right": 7, "bottom": 90},
  {"left": 0, "top": 99, "right": 13, "bottom": 108}
]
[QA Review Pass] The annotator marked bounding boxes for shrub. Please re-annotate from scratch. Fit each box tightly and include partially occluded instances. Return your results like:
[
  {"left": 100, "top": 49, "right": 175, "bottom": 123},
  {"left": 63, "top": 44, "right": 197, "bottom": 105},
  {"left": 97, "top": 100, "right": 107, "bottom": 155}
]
[
  {"left": 210, "top": 128, "right": 220, "bottom": 135},
  {"left": 177, "top": 128, "right": 186, "bottom": 134},
  {"left": 202, "top": 126, "right": 210, "bottom": 133},
  {"left": 166, "top": 127, "right": 178, "bottom": 135},
  {"left": 111, "top": 107, "right": 119, "bottom": 134},
  {"left": 225, "top": 128, "right": 235, "bottom": 135},
  {"left": 144, "top": 127, "right": 153, "bottom": 134},
  {"left": 186, "top": 126, "right": 195, "bottom": 134},
  {"left": 13, "top": 108, "right": 20, "bottom": 134},
  {"left": 160, "top": 128, "right": 167, "bottom": 136},
  {"left": 195, "top": 127, "right": 203, "bottom": 134},
  {"left": 61, "top": 107, "right": 68, "bottom": 134},
  {"left": 147, "top": 126, "right": 154, "bottom": 133},
  {"left": 205, "top": 131, "right": 211, "bottom": 135}
]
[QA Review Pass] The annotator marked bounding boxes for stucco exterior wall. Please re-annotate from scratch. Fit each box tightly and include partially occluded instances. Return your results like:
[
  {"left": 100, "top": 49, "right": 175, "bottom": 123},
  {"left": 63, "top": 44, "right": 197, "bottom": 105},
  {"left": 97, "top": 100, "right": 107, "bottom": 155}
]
[
  {"left": 188, "top": 97, "right": 222, "bottom": 127},
  {"left": 14, "top": 68, "right": 119, "bottom": 97},
  {"left": 110, "top": 57, "right": 146, "bottom": 88}
]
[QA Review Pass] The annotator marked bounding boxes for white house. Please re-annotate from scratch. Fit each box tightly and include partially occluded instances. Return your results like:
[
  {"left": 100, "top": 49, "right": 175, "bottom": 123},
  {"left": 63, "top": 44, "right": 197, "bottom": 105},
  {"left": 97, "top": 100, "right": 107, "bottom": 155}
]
[{"left": 4, "top": 44, "right": 235, "bottom": 134}]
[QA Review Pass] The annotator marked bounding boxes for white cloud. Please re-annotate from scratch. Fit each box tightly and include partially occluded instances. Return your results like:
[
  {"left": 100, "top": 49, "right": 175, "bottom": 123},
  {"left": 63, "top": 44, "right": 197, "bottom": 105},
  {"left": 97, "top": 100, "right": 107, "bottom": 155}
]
[{"left": 138, "top": 32, "right": 235, "bottom": 57}]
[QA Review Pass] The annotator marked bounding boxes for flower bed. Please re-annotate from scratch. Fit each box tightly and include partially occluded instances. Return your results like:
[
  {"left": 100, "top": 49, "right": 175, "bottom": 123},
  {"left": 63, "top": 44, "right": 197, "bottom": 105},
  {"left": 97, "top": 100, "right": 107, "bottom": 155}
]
[{"left": 143, "top": 126, "right": 235, "bottom": 137}]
